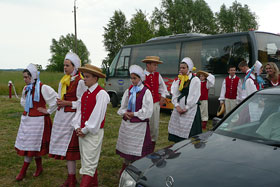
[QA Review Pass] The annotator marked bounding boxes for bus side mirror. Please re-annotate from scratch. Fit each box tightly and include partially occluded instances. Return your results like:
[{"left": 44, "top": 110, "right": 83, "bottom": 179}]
[{"left": 105, "top": 67, "right": 109, "bottom": 81}]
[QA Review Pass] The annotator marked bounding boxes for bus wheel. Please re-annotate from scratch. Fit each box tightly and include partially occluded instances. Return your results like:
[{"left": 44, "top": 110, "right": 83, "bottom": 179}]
[{"left": 110, "top": 93, "right": 118, "bottom": 108}]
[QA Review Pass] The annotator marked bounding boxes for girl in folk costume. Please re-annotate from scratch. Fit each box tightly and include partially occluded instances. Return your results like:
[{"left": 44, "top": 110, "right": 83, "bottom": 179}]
[
  {"left": 264, "top": 62, "right": 280, "bottom": 87},
  {"left": 15, "top": 64, "right": 57, "bottom": 181},
  {"left": 197, "top": 70, "right": 215, "bottom": 130},
  {"left": 49, "top": 52, "right": 87, "bottom": 187},
  {"left": 254, "top": 60, "right": 265, "bottom": 90},
  {"left": 116, "top": 65, "right": 154, "bottom": 176},
  {"left": 168, "top": 57, "right": 202, "bottom": 143},
  {"left": 218, "top": 65, "right": 242, "bottom": 115},
  {"left": 72, "top": 64, "right": 110, "bottom": 187}
]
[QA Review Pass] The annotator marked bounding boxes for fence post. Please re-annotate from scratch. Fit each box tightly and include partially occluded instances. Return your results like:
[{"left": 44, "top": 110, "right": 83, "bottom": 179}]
[{"left": 8, "top": 80, "right": 12, "bottom": 99}]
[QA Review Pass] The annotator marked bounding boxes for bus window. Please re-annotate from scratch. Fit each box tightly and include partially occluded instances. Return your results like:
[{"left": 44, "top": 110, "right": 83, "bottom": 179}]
[
  {"left": 108, "top": 51, "right": 120, "bottom": 76},
  {"left": 181, "top": 35, "right": 251, "bottom": 74},
  {"left": 256, "top": 33, "right": 280, "bottom": 68},
  {"left": 130, "top": 43, "right": 181, "bottom": 75},
  {"left": 115, "top": 48, "right": 131, "bottom": 76}
]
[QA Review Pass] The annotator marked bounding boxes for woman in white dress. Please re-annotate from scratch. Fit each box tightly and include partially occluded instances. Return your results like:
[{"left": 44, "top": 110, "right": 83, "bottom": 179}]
[
  {"left": 15, "top": 63, "right": 57, "bottom": 181},
  {"left": 48, "top": 52, "right": 87, "bottom": 187},
  {"left": 168, "top": 57, "right": 202, "bottom": 143}
]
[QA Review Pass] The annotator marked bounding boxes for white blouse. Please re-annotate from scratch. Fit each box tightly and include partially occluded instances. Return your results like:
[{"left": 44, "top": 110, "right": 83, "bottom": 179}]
[
  {"left": 171, "top": 73, "right": 201, "bottom": 110},
  {"left": 117, "top": 83, "right": 153, "bottom": 120},
  {"left": 20, "top": 84, "right": 58, "bottom": 114}
]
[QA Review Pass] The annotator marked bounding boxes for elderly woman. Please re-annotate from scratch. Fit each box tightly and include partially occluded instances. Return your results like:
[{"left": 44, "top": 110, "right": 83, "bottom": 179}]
[
  {"left": 264, "top": 62, "right": 280, "bottom": 87},
  {"left": 48, "top": 52, "right": 87, "bottom": 187},
  {"left": 116, "top": 65, "right": 154, "bottom": 177},
  {"left": 168, "top": 57, "right": 202, "bottom": 143},
  {"left": 15, "top": 64, "right": 57, "bottom": 181}
]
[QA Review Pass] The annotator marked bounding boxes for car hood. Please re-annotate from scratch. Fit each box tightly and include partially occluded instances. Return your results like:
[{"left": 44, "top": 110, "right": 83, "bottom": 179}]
[{"left": 127, "top": 132, "right": 280, "bottom": 187}]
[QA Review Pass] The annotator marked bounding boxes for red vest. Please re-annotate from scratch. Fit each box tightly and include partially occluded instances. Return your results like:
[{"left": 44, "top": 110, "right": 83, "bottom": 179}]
[
  {"left": 23, "top": 83, "right": 47, "bottom": 117},
  {"left": 200, "top": 81, "right": 208, "bottom": 100},
  {"left": 145, "top": 72, "right": 160, "bottom": 103},
  {"left": 225, "top": 76, "right": 240, "bottom": 99},
  {"left": 80, "top": 85, "right": 105, "bottom": 129},
  {"left": 64, "top": 76, "right": 82, "bottom": 112}
]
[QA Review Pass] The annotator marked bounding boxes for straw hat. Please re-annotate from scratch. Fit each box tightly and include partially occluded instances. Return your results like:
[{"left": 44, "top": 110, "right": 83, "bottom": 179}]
[
  {"left": 217, "top": 103, "right": 225, "bottom": 117},
  {"left": 142, "top": 56, "right": 163, "bottom": 64},
  {"left": 78, "top": 64, "right": 106, "bottom": 78},
  {"left": 196, "top": 70, "right": 209, "bottom": 78}
]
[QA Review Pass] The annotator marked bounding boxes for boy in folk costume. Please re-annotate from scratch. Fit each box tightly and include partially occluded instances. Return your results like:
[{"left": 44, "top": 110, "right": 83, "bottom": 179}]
[
  {"left": 218, "top": 65, "right": 242, "bottom": 115},
  {"left": 15, "top": 64, "right": 57, "bottom": 181},
  {"left": 197, "top": 70, "right": 215, "bottom": 130},
  {"left": 168, "top": 57, "right": 202, "bottom": 143},
  {"left": 71, "top": 64, "right": 110, "bottom": 187},
  {"left": 49, "top": 52, "right": 87, "bottom": 187},
  {"left": 116, "top": 65, "right": 154, "bottom": 176},
  {"left": 142, "top": 56, "right": 168, "bottom": 149},
  {"left": 238, "top": 61, "right": 258, "bottom": 101}
]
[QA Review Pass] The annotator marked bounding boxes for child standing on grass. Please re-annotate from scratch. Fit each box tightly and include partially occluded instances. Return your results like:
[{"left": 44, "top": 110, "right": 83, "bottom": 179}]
[
  {"left": 15, "top": 63, "right": 57, "bottom": 181},
  {"left": 197, "top": 70, "right": 215, "bottom": 130},
  {"left": 168, "top": 57, "right": 202, "bottom": 143},
  {"left": 116, "top": 65, "right": 154, "bottom": 176},
  {"left": 48, "top": 52, "right": 87, "bottom": 187},
  {"left": 72, "top": 64, "right": 110, "bottom": 187},
  {"left": 219, "top": 65, "right": 242, "bottom": 115}
]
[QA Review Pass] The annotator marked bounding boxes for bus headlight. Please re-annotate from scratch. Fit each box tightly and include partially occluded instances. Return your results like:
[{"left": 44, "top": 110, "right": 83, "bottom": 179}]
[{"left": 119, "top": 170, "right": 136, "bottom": 187}]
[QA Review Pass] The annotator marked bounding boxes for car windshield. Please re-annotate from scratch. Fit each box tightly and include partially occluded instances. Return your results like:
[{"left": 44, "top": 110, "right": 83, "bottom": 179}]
[{"left": 215, "top": 93, "right": 280, "bottom": 145}]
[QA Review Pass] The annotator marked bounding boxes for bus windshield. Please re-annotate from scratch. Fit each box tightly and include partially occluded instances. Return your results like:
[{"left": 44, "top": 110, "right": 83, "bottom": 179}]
[{"left": 256, "top": 32, "right": 280, "bottom": 68}]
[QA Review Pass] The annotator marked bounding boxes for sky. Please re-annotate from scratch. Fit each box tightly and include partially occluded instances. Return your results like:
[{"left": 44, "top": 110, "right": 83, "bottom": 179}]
[{"left": 1, "top": 0, "right": 280, "bottom": 69}]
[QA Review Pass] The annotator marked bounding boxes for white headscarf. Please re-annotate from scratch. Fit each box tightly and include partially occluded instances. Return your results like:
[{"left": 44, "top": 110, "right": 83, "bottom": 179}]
[
  {"left": 26, "top": 63, "right": 38, "bottom": 83},
  {"left": 181, "top": 57, "right": 195, "bottom": 73},
  {"left": 254, "top": 60, "right": 263, "bottom": 75},
  {"left": 64, "top": 52, "right": 81, "bottom": 75},
  {"left": 129, "top": 65, "right": 145, "bottom": 81}
]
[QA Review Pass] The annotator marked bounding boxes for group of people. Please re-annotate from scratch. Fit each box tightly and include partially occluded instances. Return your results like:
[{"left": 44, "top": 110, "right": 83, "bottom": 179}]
[
  {"left": 14, "top": 52, "right": 280, "bottom": 186},
  {"left": 15, "top": 52, "right": 109, "bottom": 187}
]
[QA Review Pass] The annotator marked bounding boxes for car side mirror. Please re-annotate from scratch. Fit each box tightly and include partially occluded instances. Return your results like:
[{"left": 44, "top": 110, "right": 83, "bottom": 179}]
[{"left": 212, "top": 117, "right": 222, "bottom": 129}]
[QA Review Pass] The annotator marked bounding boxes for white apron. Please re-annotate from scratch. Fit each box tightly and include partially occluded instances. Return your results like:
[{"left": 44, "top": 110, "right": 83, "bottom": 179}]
[
  {"left": 49, "top": 109, "right": 75, "bottom": 156},
  {"left": 15, "top": 115, "right": 45, "bottom": 151},
  {"left": 116, "top": 120, "right": 147, "bottom": 156},
  {"left": 168, "top": 96, "right": 198, "bottom": 139}
]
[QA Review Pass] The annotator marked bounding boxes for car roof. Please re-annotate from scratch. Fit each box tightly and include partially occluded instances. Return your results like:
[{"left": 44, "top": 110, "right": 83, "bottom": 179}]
[{"left": 257, "top": 87, "right": 280, "bottom": 95}]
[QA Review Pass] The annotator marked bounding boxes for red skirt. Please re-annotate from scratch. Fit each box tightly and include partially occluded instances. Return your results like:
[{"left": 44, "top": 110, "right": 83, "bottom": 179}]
[
  {"left": 116, "top": 124, "right": 153, "bottom": 162},
  {"left": 49, "top": 130, "right": 80, "bottom": 161},
  {"left": 15, "top": 115, "right": 52, "bottom": 157}
]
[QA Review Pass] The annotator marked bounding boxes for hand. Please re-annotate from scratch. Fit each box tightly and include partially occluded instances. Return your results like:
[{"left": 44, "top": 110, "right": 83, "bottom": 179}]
[
  {"left": 176, "top": 106, "right": 183, "bottom": 114},
  {"left": 57, "top": 98, "right": 71, "bottom": 108},
  {"left": 126, "top": 112, "right": 134, "bottom": 118},
  {"left": 76, "top": 128, "right": 85, "bottom": 137},
  {"left": 181, "top": 108, "right": 187, "bottom": 114},
  {"left": 160, "top": 97, "right": 166, "bottom": 106},
  {"left": 37, "top": 107, "right": 48, "bottom": 114}
]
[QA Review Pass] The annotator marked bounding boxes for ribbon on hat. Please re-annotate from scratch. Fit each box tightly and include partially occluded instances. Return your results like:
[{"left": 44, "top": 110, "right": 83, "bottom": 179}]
[
  {"left": 24, "top": 84, "right": 33, "bottom": 113},
  {"left": 256, "top": 75, "right": 265, "bottom": 90},
  {"left": 60, "top": 74, "right": 71, "bottom": 100},
  {"left": 242, "top": 66, "right": 255, "bottom": 90},
  {"left": 178, "top": 74, "right": 189, "bottom": 91},
  {"left": 127, "top": 86, "right": 142, "bottom": 112}
]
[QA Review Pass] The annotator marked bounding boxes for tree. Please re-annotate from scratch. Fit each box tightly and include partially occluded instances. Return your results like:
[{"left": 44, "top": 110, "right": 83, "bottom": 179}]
[
  {"left": 46, "top": 33, "right": 90, "bottom": 72},
  {"left": 126, "top": 10, "right": 154, "bottom": 45},
  {"left": 216, "top": 1, "right": 258, "bottom": 33},
  {"left": 102, "top": 10, "right": 129, "bottom": 69}
]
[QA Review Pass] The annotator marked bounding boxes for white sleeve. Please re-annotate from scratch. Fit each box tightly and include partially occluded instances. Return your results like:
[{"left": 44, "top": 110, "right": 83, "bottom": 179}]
[
  {"left": 186, "top": 77, "right": 201, "bottom": 110},
  {"left": 20, "top": 87, "right": 26, "bottom": 107},
  {"left": 158, "top": 74, "right": 169, "bottom": 98},
  {"left": 81, "top": 90, "right": 110, "bottom": 135},
  {"left": 72, "top": 79, "right": 87, "bottom": 109},
  {"left": 218, "top": 79, "right": 226, "bottom": 102},
  {"left": 206, "top": 73, "right": 215, "bottom": 89},
  {"left": 117, "top": 89, "right": 129, "bottom": 116},
  {"left": 41, "top": 85, "right": 58, "bottom": 114},
  {"left": 246, "top": 79, "right": 257, "bottom": 97},
  {"left": 134, "top": 89, "right": 153, "bottom": 120},
  {"left": 71, "top": 99, "right": 81, "bottom": 130},
  {"left": 170, "top": 80, "right": 180, "bottom": 107}
]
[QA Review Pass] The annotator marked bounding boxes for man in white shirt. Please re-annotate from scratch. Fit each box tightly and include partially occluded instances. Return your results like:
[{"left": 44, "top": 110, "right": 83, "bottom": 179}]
[{"left": 72, "top": 64, "right": 110, "bottom": 186}]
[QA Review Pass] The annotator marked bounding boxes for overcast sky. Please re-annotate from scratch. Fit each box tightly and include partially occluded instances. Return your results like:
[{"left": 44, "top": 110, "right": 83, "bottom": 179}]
[{"left": 1, "top": 0, "right": 280, "bottom": 69}]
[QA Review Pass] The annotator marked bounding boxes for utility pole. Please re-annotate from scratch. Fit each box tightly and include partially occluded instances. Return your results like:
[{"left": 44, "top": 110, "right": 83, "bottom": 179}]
[{"left": 74, "top": 0, "right": 78, "bottom": 54}]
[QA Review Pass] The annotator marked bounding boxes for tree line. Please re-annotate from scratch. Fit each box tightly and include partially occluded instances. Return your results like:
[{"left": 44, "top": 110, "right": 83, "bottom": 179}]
[{"left": 46, "top": 0, "right": 258, "bottom": 72}]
